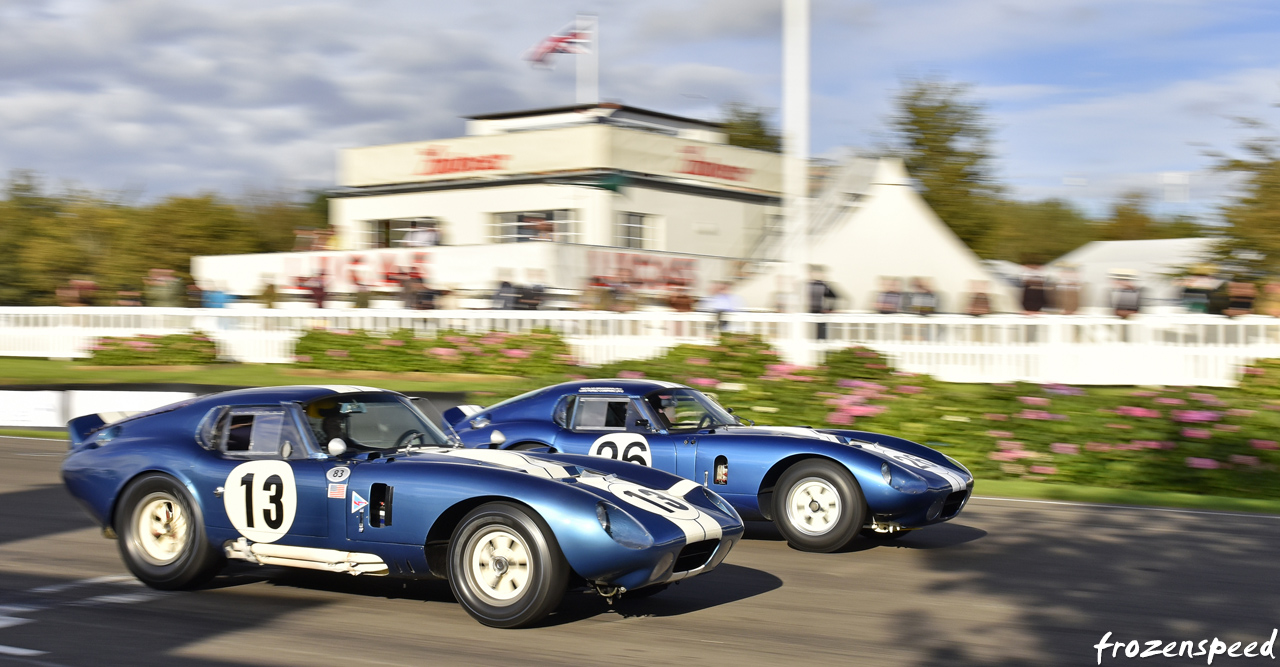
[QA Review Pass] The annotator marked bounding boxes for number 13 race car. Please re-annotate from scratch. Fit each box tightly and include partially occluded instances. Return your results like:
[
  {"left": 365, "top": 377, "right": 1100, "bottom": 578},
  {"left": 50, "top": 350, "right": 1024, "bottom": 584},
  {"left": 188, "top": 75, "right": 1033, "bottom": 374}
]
[
  {"left": 61, "top": 386, "right": 743, "bottom": 628},
  {"left": 445, "top": 379, "right": 975, "bottom": 553}
]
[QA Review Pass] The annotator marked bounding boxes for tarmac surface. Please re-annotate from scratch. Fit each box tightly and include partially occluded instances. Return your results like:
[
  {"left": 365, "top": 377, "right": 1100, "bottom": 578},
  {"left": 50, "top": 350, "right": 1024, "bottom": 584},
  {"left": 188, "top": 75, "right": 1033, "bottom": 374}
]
[{"left": 2, "top": 434, "right": 1278, "bottom": 666}]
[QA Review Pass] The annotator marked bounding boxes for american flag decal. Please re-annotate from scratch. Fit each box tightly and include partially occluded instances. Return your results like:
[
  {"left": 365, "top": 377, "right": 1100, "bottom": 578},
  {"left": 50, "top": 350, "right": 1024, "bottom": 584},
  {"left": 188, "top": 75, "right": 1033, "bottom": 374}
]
[{"left": 328, "top": 483, "right": 347, "bottom": 499}]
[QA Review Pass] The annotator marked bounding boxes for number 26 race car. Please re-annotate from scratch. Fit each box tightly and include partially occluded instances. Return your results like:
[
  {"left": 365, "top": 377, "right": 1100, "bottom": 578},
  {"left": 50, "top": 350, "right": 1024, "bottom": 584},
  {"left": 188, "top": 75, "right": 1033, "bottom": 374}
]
[
  {"left": 61, "top": 385, "right": 743, "bottom": 628},
  {"left": 445, "top": 379, "right": 975, "bottom": 553}
]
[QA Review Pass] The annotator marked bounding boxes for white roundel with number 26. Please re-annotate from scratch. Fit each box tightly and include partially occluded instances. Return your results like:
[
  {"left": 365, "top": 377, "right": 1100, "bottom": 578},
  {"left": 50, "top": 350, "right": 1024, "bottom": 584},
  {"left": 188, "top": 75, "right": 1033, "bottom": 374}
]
[
  {"left": 223, "top": 460, "right": 297, "bottom": 543},
  {"left": 589, "top": 433, "right": 652, "bottom": 467}
]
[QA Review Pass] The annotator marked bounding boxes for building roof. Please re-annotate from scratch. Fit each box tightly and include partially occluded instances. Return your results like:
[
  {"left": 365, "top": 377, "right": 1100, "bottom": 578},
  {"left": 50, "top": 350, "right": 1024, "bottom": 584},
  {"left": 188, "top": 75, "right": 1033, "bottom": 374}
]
[{"left": 464, "top": 103, "right": 723, "bottom": 129}]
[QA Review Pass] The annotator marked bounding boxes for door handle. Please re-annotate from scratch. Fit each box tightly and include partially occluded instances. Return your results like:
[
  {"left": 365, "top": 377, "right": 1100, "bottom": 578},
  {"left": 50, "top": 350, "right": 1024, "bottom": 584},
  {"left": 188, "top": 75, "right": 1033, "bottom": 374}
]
[{"left": 213, "top": 486, "right": 224, "bottom": 497}]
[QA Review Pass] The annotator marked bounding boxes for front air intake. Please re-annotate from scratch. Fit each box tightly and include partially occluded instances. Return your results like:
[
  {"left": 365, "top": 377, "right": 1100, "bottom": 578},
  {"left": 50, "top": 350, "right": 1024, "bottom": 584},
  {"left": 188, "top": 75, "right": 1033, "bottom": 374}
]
[{"left": 673, "top": 539, "right": 719, "bottom": 572}]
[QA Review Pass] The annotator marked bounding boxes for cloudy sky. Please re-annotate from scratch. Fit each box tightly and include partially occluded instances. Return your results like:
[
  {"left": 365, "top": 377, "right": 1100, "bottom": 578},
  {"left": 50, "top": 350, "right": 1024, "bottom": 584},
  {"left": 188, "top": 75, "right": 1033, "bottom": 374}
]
[{"left": 2, "top": 0, "right": 1279, "bottom": 217}]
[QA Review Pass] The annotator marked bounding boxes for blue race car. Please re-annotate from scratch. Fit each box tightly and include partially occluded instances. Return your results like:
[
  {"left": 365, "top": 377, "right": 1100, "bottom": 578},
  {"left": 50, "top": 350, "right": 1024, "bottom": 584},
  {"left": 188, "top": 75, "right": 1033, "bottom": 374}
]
[
  {"left": 445, "top": 379, "right": 974, "bottom": 553},
  {"left": 61, "top": 385, "right": 743, "bottom": 628}
]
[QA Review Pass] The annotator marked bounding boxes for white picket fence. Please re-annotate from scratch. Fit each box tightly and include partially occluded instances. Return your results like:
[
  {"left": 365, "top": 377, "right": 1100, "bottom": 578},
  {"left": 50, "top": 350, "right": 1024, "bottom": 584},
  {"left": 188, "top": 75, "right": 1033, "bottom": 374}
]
[{"left": 2, "top": 307, "right": 1279, "bottom": 387}]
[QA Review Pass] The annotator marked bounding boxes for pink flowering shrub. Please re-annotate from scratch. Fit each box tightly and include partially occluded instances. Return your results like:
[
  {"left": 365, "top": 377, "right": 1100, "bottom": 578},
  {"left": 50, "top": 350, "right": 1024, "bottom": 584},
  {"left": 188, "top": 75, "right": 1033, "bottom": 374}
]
[{"left": 87, "top": 332, "right": 220, "bottom": 366}]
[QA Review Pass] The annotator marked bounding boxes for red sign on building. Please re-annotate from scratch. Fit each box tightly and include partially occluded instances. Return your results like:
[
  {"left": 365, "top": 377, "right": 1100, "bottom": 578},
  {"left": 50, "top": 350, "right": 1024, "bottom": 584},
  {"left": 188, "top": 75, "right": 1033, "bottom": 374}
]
[
  {"left": 415, "top": 146, "right": 512, "bottom": 176},
  {"left": 676, "top": 147, "right": 753, "bottom": 182}
]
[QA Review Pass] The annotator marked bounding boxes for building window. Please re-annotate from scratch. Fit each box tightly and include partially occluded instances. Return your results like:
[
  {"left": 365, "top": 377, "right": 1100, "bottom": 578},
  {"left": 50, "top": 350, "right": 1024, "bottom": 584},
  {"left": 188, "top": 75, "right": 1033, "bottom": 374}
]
[
  {"left": 616, "top": 213, "right": 646, "bottom": 249},
  {"left": 490, "top": 210, "right": 578, "bottom": 244},
  {"left": 360, "top": 218, "right": 445, "bottom": 249}
]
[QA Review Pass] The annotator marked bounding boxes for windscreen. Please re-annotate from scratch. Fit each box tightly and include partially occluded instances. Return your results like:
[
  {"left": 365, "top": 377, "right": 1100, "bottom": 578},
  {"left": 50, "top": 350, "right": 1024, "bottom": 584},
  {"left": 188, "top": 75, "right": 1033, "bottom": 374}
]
[
  {"left": 303, "top": 392, "right": 449, "bottom": 451},
  {"left": 644, "top": 388, "right": 736, "bottom": 431}
]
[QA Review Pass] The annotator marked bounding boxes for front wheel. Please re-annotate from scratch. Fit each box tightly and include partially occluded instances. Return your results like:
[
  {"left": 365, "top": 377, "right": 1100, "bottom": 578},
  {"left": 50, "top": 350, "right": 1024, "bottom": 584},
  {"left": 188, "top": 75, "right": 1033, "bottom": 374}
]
[
  {"left": 115, "top": 473, "right": 224, "bottom": 590},
  {"left": 772, "top": 460, "right": 865, "bottom": 553},
  {"left": 448, "top": 502, "right": 568, "bottom": 628}
]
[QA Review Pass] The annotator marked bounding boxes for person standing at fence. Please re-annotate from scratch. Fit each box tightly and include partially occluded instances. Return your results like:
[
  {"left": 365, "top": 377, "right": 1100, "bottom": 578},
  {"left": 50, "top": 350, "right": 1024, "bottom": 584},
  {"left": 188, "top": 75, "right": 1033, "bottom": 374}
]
[
  {"left": 874, "top": 277, "right": 903, "bottom": 314},
  {"left": 1054, "top": 266, "right": 1082, "bottom": 315},
  {"left": 1225, "top": 282, "right": 1257, "bottom": 318},
  {"left": 703, "top": 280, "right": 742, "bottom": 331},
  {"left": 1020, "top": 264, "right": 1051, "bottom": 314},
  {"left": 965, "top": 280, "right": 993, "bottom": 316},
  {"left": 906, "top": 277, "right": 939, "bottom": 316},
  {"left": 144, "top": 269, "right": 183, "bottom": 308},
  {"left": 1257, "top": 281, "right": 1280, "bottom": 317},
  {"left": 308, "top": 271, "right": 327, "bottom": 309},
  {"left": 808, "top": 266, "right": 839, "bottom": 340},
  {"left": 1110, "top": 271, "right": 1142, "bottom": 319}
]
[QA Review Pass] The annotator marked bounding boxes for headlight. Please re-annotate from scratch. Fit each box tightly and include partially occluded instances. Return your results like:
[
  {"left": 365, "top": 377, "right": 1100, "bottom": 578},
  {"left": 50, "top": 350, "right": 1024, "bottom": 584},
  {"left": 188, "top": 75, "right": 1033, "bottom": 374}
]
[
  {"left": 944, "top": 454, "right": 972, "bottom": 477},
  {"left": 596, "top": 502, "right": 653, "bottom": 549},
  {"left": 700, "top": 486, "right": 740, "bottom": 521},
  {"left": 883, "top": 463, "right": 928, "bottom": 494}
]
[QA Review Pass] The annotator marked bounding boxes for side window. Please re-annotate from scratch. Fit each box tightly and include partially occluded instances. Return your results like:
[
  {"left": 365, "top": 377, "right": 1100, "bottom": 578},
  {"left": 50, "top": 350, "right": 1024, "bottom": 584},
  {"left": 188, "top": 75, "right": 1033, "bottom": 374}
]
[
  {"left": 553, "top": 396, "right": 577, "bottom": 428},
  {"left": 218, "top": 408, "right": 305, "bottom": 460},
  {"left": 573, "top": 398, "right": 630, "bottom": 431}
]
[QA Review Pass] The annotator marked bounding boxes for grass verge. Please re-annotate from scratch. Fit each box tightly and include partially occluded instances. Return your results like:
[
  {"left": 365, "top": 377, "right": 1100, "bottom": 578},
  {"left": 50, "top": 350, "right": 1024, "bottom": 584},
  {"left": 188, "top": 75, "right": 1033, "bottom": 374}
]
[
  {"left": 976, "top": 479, "right": 1280, "bottom": 515},
  {"left": 0, "top": 428, "right": 67, "bottom": 440},
  {"left": 0, "top": 358, "right": 535, "bottom": 394}
]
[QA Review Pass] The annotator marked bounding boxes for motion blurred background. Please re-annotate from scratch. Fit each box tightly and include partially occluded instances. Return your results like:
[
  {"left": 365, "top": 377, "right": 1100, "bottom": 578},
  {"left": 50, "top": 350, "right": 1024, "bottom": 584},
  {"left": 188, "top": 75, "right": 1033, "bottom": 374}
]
[{"left": 3, "top": 0, "right": 1280, "bottom": 503}]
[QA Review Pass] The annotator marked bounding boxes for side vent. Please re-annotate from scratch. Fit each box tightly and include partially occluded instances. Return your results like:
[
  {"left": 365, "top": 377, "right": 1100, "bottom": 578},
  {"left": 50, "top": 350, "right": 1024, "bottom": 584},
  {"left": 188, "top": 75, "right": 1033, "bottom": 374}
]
[{"left": 370, "top": 483, "right": 394, "bottom": 528}]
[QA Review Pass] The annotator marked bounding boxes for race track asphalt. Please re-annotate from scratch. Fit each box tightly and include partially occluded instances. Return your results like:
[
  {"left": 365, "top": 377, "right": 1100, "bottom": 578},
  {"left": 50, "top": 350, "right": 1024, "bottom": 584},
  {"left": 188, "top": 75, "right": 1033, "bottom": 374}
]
[{"left": 1, "top": 435, "right": 1277, "bottom": 667}]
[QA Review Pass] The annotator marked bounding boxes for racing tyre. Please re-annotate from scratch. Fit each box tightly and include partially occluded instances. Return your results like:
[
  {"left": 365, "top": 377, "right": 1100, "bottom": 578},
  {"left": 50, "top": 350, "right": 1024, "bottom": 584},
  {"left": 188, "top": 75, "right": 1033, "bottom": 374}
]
[
  {"left": 448, "top": 502, "right": 569, "bottom": 628},
  {"left": 115, "top": 473, "right": 224, "bottom": 590},
  {"left": 773, "top": 460, "right": 865, "bottom": 553}
]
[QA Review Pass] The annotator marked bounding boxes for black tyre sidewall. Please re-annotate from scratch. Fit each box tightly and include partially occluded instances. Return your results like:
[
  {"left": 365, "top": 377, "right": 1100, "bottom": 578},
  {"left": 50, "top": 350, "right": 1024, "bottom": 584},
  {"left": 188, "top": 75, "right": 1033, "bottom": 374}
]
[
  {"left": 773, "top": 459, "right": 865, "bottom": 553},
  {"left": 448, "top": 502, "right": 567, "bottom": 628},
  {"left": 115, "top": 473, "right": 222, "bottom": 590}
]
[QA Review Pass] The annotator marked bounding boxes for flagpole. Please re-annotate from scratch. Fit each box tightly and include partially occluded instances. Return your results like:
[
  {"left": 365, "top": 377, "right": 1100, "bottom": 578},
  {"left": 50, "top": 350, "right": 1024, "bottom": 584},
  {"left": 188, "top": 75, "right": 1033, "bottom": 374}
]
[
  {"left": 783, "top": 0, "right": 809, "bottom": 362},
  {"left": 576, "top": 14, "right": 598, "bottom": 104}
]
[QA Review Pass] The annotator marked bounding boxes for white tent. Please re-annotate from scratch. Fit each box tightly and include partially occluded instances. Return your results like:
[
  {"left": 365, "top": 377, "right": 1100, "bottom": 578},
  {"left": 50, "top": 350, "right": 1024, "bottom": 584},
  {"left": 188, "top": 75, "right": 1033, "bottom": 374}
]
[
  {"left": 740, "top": 156, "right": 1016, "bottom": 313},
  {"left": 1048, "top": 238, "right": 1218, "bottom": 313}
]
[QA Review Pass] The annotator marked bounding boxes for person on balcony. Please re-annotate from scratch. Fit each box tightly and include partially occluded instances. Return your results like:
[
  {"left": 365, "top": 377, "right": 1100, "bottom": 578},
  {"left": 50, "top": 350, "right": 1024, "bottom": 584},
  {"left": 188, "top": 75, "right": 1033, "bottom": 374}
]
[{"left": 1020, "top": 264, "right": 1051, "bottom": 314}]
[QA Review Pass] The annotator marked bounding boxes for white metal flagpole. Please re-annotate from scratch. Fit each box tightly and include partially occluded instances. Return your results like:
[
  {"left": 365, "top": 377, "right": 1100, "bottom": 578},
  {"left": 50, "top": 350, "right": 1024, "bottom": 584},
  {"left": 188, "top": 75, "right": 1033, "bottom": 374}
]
[
  {"left": 576, "top": 14, "right": 598, "bottom": 104},
  {"left": 783, "top": 0, "right": 810, "bottom": 362}
]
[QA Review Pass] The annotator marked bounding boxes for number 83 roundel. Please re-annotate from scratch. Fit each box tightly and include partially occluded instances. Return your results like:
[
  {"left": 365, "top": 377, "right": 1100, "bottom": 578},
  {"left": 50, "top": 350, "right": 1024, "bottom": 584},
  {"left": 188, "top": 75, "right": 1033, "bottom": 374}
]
[{"left": 223, "top": 460, "right": 298, "bottom": 543}]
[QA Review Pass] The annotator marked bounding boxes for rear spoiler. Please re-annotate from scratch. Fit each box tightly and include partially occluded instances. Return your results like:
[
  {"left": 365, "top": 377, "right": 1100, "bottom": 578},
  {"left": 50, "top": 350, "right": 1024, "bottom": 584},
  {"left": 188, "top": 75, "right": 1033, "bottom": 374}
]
[
  {"left": 67, "top": 413, "right": 107, "bottom": 450},
  {"left": 441, "top": 404, "right": 483, "bottom": 427},
  {"left": 67, "top": 411, "right": 140, "bottom": 450}
]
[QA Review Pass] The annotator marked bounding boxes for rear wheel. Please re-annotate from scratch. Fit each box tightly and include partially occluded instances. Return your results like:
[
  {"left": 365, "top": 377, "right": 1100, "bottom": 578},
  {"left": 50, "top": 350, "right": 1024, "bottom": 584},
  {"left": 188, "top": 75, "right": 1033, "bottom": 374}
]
[
  {"left": 115, "top": 473, "right": 224, "bottom": 590},
  {"left": 448, "top": 502, "right": 568, "bottom": 628},
  {"left": 772, "top": 460, "right": 865, "bottom": 553}
]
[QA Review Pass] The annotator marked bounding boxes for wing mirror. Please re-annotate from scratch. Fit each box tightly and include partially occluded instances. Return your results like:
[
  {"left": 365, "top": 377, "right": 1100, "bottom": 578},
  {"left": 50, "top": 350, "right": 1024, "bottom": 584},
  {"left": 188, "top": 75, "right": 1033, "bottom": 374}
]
[
  {"left": 489, "top": 429, "right": 506, "bottom": 449},
  {"left": 327, "top": 438, "right": 348, "bottom": 457}
]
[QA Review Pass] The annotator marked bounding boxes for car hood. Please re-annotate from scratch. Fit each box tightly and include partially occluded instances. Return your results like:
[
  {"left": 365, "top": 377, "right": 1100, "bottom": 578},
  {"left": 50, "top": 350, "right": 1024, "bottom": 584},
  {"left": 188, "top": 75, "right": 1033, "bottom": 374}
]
[{"left": 718, "top": 425, "right": 844, "bottom": 442}]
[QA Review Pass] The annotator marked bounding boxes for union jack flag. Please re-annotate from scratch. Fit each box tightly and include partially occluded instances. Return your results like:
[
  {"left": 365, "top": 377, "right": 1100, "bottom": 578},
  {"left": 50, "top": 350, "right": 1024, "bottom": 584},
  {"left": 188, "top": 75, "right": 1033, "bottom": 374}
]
[{"left": 524, "top": 18, "right": 593, "bottom": 68}]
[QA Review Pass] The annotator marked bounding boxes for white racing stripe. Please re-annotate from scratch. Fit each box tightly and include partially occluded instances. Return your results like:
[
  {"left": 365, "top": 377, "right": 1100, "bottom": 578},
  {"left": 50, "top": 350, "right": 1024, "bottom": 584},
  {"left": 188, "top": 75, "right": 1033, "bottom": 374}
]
[
  {"left": 437, "top": 449, "right": 572, "bottom": 479},
  {"left": 577, "top": 476, "right": 722, "bottom": 550},
  {"left": 859, "top": 442, "right": 967, "bottom": 492}
]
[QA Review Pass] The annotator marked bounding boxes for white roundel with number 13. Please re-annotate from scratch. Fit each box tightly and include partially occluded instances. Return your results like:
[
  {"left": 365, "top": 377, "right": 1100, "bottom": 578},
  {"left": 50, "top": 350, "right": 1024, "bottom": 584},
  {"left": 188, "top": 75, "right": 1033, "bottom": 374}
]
[
  {"left": 223, "top": 460, "right": 297, "bottom": 543},
  {"left": 589, "top": 433, "right": 652, "bottom": 467}
]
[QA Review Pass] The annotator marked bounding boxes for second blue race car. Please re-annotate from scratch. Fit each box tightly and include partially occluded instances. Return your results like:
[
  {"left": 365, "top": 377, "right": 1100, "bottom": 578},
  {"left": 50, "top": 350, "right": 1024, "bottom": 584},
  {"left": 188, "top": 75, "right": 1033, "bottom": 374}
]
[
  {"left": 445, "top": 379, "right": 974, "bottom": 552},
  {"left": 61, "top": 385, "right": 743, "bottom": 628}
]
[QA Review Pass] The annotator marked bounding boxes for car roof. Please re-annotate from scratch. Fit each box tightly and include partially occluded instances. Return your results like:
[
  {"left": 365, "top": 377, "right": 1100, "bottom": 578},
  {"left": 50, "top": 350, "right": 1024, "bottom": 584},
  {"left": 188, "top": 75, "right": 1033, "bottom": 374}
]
[
  {"left": 543, "top": 379, "right": 687, "bottom": 396},
  {"left": 184, "top": 385, "right": 394, "bottom": 410}
]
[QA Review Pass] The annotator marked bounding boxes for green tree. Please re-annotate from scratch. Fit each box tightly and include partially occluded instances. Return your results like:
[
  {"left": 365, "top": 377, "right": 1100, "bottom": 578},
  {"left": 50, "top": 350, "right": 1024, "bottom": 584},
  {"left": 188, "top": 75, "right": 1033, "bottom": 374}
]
[
  {"left": 720, "top": 102, "right": 781, "bottom": 153},
  {"left": 888, "top": 77, "right": 1002, "bottom": 252},
  {"left": 982, "top": 198, "right": 1100, "bottom": 264},
  {"left": 1211, "top": 130, "right": 1280, "bottom": 278}
]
